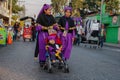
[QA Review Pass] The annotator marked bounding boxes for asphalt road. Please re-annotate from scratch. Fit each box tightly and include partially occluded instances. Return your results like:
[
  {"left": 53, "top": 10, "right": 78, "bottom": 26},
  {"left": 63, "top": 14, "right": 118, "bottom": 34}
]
[{"left": 0, "top": 41, "right": 120, "bottom": 80}]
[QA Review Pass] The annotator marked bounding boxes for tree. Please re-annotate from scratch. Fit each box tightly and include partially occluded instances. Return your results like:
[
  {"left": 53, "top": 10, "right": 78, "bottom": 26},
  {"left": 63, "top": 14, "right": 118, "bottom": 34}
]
[
  {"left": 12, "top": 15, "right": 19, "bottom": 21},
  {"left": 71, "top": 0, "right": 84, "bottom": 17},
  {"left": 71, "top": 0, "right": 101, "bottom": 17},
  {"left": 106, "top": 0, "right": 120, "bottom": 14},
  {"left": 51, "top": 0, "right": 67, "bottom": 14},
  {"left": 51, "top": 0, "right": 120, "bottom": 17},
  {"left": 8, "top": 0, "right": 23, "bottom": 13},
  {"left": 71, "top": 0, "right": 120, "bottom": 17}
]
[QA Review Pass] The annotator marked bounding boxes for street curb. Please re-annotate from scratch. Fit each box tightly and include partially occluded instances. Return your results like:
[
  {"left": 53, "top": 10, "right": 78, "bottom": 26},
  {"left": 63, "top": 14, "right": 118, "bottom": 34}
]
[{"left": 104, "top": 43, "right": 120, "bottom": 49}]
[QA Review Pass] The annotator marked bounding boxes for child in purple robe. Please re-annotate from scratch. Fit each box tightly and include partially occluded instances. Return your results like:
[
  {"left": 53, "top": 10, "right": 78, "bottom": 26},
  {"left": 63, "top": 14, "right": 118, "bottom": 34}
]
[{"left": 46, "top": 35, "right": 63, "bottom": 63}]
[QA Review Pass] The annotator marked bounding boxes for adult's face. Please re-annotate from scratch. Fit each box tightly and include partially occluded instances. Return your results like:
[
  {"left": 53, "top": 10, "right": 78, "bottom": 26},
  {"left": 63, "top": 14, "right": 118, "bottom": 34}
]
[
  {"left": 65, "top": 10, "right": 71, "bottom": 17},
  {"left": 44, "top": 7, "right": 52, "bottom": 15}
]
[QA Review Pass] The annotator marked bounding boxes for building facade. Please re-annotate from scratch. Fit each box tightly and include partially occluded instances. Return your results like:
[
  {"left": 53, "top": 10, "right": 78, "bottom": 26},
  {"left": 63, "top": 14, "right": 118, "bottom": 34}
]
[{"left": 0, "top": 0, "right": 9, "bottom": 24}]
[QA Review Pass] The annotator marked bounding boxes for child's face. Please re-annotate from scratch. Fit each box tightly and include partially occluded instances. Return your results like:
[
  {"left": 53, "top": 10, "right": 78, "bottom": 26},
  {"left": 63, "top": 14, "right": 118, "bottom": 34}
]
[
  {"left": 48, "top": 29, "right": 57, "bottom": 35},
  {"left": 53, "top": 30, "right": 57, "bottom": 34},
  {"left": 49, "top": 39, "right": 55, "bottom": 44}
]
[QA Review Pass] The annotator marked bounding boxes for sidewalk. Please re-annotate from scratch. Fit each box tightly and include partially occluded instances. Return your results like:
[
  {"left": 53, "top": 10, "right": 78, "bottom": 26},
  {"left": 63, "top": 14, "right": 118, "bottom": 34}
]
[{"left": 104, "top": 43, "right": 120, "bottom": 49}]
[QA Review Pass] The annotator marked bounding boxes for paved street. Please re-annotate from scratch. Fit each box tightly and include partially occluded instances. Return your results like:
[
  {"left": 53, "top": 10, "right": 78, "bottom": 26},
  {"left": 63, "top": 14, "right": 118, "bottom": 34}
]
[{"left": 0, "top": 41, "right": 120, "bottom": 80}]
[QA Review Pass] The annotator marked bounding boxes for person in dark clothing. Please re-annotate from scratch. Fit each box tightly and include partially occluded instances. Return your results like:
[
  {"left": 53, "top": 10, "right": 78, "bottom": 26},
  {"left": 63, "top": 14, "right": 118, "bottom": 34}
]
[
  {"left": 98, "top": 24, "right": 106, "bottom": 48},
  {"left": 34, "top": 34, "right": 39, "bottom": 58},
  {"left": 13, "top": 22, "right": 19, "bottom": 41},
  {"left": 31, "top": 22, "right": 36, "bottom": 42}
]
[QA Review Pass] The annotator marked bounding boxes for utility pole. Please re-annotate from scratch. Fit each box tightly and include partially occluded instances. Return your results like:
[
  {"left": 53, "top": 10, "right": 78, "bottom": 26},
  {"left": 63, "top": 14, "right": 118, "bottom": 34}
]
[
  {"left": 100, "top": 0, "right": 104, "bottom": 25},
  {"left": 9, "top": 0, "right": 12, "bottom": 25}
]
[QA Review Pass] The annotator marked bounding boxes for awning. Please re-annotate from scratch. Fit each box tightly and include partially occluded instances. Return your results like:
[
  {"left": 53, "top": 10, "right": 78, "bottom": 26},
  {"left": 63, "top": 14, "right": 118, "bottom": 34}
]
[
  {"left": 20, "top": 16, "right": 35, "bottom": 21},
  {"left": 0, "top": 14, "right": 9, "bottom": 21}
]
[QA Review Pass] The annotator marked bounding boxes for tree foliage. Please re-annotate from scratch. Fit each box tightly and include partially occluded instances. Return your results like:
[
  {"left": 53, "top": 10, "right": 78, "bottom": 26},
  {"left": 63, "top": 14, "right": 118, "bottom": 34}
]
[
  {"left": 72, "top": 0, "right": 120, "bottom": 17},
  {"left": 106, "top": 0, "right": 120, "bottom": 14},
  {"left": 51, "top": 0, "right": 120, "bottom": 17},
  {"left": 12, "top": 15, "right": 19, "bottom": 21},
  {"left": 51, "top": 0, "right": 67, "bottom": 14},
  {"left": 8, "top": 0, "right": 23, "bottom": 13}
]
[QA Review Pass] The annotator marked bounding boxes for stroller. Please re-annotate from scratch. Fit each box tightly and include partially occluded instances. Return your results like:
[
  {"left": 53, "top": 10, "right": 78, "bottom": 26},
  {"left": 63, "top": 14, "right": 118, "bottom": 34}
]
[{"left": 44, "top": 29, "right": 69, "bottom": 73}]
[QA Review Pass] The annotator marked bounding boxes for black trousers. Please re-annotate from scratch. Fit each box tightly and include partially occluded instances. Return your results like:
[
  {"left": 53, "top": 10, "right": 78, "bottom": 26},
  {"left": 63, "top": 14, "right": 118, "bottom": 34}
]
[
  {"left": 34, "top": 36, "right": 39, "bottom": 57},
  {"left": 32, "top": 32, "right": 36, "bottom": 41},
  {"left": 74, "top": 34, "right": 80, "bottom": 45}
]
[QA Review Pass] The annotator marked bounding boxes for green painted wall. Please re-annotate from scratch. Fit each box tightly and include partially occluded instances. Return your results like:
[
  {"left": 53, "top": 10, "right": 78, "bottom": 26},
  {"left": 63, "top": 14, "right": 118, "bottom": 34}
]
[{"left": 106, "top": 27, "right": 118, "bottom": 43}]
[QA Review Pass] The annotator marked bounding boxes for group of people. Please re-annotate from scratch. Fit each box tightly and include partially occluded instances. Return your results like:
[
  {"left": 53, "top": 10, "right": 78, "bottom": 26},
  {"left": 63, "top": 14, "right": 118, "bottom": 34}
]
[
  {"left": 34, "top": 4, "right": 76, "bottom": 67},
  {"left": 13, "top": 21, "right": 37, "bottom": 42},
  {"left": 73, "top": 18, "right": 106, "bottom": 48},
  {"left": 34, "top": 3, "right": 106, "bottom": 68}
]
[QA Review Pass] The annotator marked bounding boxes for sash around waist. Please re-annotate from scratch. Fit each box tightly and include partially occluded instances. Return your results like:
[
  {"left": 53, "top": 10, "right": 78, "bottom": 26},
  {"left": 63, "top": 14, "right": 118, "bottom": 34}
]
[{"left": 61, "top": 30, "right": 73, "bottom": 33}]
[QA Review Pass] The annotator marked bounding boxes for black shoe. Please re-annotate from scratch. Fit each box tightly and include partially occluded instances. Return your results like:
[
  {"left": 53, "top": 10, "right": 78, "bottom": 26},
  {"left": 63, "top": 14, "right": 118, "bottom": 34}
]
[
  {"left": 58, "top": 63, "right": 63, "bottom": 69},
  {"left": 39, "top": 61, "right": 45, "bottom": 67},
  {"left": 43, "top": 64, "right": 48, "bottom": 70}
]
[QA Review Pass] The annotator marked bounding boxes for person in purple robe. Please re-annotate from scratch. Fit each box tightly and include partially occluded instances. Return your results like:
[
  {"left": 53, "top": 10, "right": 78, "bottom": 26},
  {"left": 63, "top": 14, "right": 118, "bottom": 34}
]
[
  {"left": 35, "top": 4, "right": 57, "bottom": 67},
  {"left": 58, "top": 6, "right": 76, "bottom": 60}
]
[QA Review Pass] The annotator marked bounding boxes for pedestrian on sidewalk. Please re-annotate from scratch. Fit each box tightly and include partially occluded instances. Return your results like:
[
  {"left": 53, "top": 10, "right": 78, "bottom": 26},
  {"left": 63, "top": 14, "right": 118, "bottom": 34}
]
[
  {"left": 58, "top": 6, "right": 76, "bottom": 60},
  {"left": 75, "top": 18, "right": 84, "bottom": 46},
  {"left": 35, "top": 4, "right": 57, "bottom": 67},
  {"left": 99, "top": 24, "right": 106, "bottom": 48}
]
